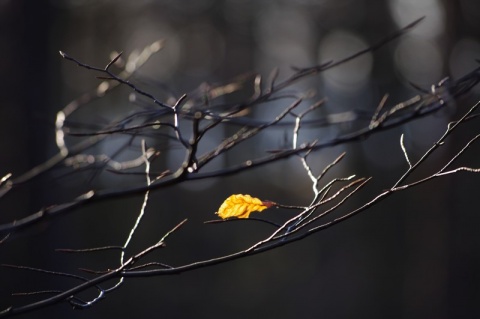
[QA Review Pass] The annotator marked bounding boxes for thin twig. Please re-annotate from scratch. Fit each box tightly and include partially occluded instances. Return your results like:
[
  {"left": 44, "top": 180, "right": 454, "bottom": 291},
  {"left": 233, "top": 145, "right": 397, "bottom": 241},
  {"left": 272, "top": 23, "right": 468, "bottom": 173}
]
[{"left": 400, "top": 133, "right": 412, "bottom": 168}]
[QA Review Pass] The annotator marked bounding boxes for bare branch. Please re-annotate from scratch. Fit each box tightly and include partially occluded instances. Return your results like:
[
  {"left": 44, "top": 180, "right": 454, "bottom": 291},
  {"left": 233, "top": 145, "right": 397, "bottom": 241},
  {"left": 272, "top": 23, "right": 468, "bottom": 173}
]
[
  {"left": 400, "top": 133, "right": 412, "bottom": 168},
  {"left": 3, "top": 17, "right": 480, "bottom": 318}
]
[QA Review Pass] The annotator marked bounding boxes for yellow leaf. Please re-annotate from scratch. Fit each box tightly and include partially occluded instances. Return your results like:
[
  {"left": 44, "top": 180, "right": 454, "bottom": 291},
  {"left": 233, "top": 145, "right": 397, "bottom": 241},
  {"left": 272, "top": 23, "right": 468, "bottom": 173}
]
[{"left": 215, "top": 194, "right": 274, "bottom": 219}]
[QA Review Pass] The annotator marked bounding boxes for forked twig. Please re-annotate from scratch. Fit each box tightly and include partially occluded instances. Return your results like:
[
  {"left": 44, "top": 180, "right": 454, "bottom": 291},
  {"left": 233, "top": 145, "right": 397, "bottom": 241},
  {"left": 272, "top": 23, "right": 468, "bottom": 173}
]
[{"left": 2, "top": 17, "right": 480, "bottom": 318}]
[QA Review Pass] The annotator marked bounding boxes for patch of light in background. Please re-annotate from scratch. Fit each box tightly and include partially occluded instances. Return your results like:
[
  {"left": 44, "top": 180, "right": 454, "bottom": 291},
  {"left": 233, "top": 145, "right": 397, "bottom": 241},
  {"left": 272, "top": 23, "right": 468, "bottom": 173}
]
[
  {"left": 252, "top": 4, "right": 346, "bottom": 197},
  {"left": 389, "top": 0, "right": 445, "bottom": 38},
  {"left": 254, "top": 4, "right": 315, "bottom": 71},
  {"left": 317, "top": 29, "right": 396, "bottom": 171},
  {"left": 318, "top": 30, "right": 373, "bottom": 93},
  {"left": 389, "top": 0, "right": 446, "bottom": 86},
  {"left": 316, "top": 30, "right": 373, "bottom": 169},
  {"left": 252, "top": 4, "right": 319, "bottom": 196},
  {"left": 98, "top": 6, "right": 223, "bottom": 191},
  {"left": 388, "top": 0, "right": 449, "bottom": 159},
  {"left": 389, "top": 2, "right": 450, "bottom": 311},
  {"left": 121, "top": 2, "right": 225, "bottom": 192},
  {"left": 88, "top": 13, "right": 181, "bottom": 187},
  {"left": 123, "top": 19, "right": 180, "bottom": 81}
]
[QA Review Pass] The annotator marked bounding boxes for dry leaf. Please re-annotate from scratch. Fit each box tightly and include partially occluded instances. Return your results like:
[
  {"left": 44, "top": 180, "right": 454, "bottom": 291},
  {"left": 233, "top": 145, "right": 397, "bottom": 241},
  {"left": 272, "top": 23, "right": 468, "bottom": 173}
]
[{"left": 215, "top": 194, "right": 275, "bottom": 219}]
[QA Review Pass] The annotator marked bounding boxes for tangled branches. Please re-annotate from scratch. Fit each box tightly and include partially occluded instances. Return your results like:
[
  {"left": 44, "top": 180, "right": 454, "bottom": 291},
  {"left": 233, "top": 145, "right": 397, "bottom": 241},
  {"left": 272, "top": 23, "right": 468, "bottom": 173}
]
[{"left": 1, "top": 18, "right": 480, "bottom": 317}]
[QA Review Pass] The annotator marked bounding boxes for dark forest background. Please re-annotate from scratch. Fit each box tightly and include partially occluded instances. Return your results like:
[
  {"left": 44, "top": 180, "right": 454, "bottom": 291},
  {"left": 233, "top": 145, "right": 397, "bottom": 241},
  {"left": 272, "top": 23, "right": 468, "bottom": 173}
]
[{"left": 1, "top": 1, "right": 480, "bottom": 318}]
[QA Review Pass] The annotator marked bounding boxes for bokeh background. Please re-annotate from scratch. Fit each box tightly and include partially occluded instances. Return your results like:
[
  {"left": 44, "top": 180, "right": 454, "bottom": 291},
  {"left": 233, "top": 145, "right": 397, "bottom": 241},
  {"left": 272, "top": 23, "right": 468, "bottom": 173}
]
[{"left": 1, "top": 0, "right": 480, "bottom": 318}]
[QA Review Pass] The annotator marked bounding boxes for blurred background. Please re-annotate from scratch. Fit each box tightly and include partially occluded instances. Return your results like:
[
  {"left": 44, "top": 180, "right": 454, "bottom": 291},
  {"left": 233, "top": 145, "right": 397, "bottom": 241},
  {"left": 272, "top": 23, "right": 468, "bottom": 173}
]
[{"left": 1, "top": 0, "right": 480, "bottom": 318}]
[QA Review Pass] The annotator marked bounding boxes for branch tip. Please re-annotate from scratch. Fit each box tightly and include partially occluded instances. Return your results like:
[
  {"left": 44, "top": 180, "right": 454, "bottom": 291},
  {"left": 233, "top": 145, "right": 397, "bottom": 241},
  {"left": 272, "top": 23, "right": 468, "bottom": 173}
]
[{"left": 106, "top": 51, "right": 123, "bottom": 70}]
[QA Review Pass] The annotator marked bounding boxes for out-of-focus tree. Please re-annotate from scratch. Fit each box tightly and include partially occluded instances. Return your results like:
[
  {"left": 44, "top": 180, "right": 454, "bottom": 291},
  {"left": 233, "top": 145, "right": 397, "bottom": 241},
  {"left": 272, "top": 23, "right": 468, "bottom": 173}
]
[{"left": 1, "top": 1, "right": 480, "bottom": 319}]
